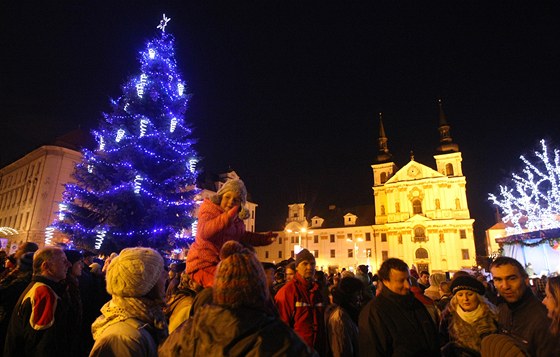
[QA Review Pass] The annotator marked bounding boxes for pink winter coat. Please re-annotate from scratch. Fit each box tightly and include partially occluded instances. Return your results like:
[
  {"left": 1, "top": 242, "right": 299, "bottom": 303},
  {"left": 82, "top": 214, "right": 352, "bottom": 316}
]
[{"left": 186, "top": 199, "right": 270, "bottom": 274}]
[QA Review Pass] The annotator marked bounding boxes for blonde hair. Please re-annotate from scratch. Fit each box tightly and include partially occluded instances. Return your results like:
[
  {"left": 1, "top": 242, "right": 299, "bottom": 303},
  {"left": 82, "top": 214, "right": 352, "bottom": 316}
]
[
  {"left": 448, "top": 291, "right": 497, "bottom": 316},
  {"left": 547, "top": 276, "right": 560, "bottom": 335}
]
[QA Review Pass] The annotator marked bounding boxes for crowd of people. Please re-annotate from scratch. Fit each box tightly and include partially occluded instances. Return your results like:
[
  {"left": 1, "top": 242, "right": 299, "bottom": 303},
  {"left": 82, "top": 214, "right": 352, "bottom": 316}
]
[{"left": 1, "top": 179, "right": 560, "bottom": 356}]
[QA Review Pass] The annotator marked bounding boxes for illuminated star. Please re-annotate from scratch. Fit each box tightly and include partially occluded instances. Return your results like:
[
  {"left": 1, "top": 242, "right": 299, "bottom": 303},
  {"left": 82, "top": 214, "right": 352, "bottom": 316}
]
[{"left": 157, "top": 14, "right": 171, "bottom": 32}]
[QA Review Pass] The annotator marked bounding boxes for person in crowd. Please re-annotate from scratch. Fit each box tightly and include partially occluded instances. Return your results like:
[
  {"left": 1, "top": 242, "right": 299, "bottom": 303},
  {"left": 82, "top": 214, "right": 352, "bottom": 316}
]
[
  {"left": 89, "top": 247, "right": 167, "bottom": 357},
  {"left": 418, "top": 270, "right": 430, "bottom": 292},
  {"left": 476, "top": 274, "right": 498, "bottom": 305},
  {"left": 0, "top": 251, "right": 6, "bottom": 276},
  {"left": 262, "top": 262, "right": 276, "bottom": 296},
  {"left": 165, "top": 262, "right": 186, "bottom": 300},
  {"left": 89, "top": 262, "right": 102, "bottom": 275},
  {"left": 436, "top": 281, "right": 453, "bottom": 312},
  {"left": 534, "top": 275, "right": 547, "bottom": 301},
  {"left": 439, "top": 275, "right": 498, "bottom": 356},
  {"left": 272, "top": 270, "right": 286, "bottom": 296},
  {"left": 542, "top": 275, "right": 560, "bottom": 336},
  {"left": 164, "top": 270, "right": 202, "bottom": 333},
  {"left": 355, "top": 264, "right": 374, "bottom": 302},
  {"left": 0, "top": 251, "right": 34, "bottom": 355},
  {"left": 159, "top": 241, "right": 317, "bottom": 356},
  {"left": 424, "top": 272, "right": 447, "bottom": 301},
  {"left": 315, "top": 270, "right": 331, "bottom": 306},
  {"left": 0, "top": 243, "right": 38, "bottom": 286},
  {"left": 275, "top": 248, "right": 326, "bottom": 355},
  {"left": 63, "top": 249, "right": 86, "bottom": 356},
  {"left": 14, "top": 242, "right": 39, "bottom": 260},
  {"left": 359, "top": 258, "right": 439, "bottom": 357},
  {"left": 489, "top": 256, "right": 560, "bottom": 356},
  {"left": 285, "top": 261, "right": 296, "bottom": 282},
  {"left": 4, "top": 247, "right": 72, "bottom": 357},
  {"left": 326, "top": 276, "right": 364, "bottom": 357},
  {"left": 186, "top": 179, "right": 276, "bottom": 287},
  {"left": 410, "top": 275, "right": 440, "bottom": 325}
]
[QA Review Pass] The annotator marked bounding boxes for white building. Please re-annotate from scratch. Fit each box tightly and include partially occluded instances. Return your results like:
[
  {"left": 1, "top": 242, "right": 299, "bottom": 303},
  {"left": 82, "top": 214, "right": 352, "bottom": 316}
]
[
  {"left": 0, "top": 145, "right": 82, "bottom": 251},
  {"left": 255, "top": 102, "right": 477, "bottom": 274}
]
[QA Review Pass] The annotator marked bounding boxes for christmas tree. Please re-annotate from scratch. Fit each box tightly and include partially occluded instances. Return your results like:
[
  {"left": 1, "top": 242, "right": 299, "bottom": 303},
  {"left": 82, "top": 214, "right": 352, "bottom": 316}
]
[
  {"left": 489, "top": 139, "right": 560, "bottom": 235},
  {"left": 52, "top": 15, "right": 199, "bottom": 253}
]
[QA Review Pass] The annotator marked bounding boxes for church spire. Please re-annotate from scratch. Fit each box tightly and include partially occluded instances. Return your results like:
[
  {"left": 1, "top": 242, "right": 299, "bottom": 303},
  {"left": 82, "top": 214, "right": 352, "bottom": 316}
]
[
  {"left": 436, "top": 99, "right": 459, "bottom": 153},
  {"left": 375, "top": 112, "right": 392, "bottom": 163}
]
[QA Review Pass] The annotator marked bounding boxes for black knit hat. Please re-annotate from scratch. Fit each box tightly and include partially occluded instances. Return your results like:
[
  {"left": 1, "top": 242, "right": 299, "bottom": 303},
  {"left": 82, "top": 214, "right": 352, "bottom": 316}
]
[
  {"left": 64, "top": 250, "right": 83, "bottom": 265},
  {"left": 295, "top": 249, "right": 315, "bottom": 268},
  {"left": 450, "top": 275, "right": 485, "bottom": 295}
]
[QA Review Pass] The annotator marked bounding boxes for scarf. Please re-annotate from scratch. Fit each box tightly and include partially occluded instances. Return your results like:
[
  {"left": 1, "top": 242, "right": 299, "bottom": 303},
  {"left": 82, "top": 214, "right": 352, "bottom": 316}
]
[
  {"left": 91, "top": 296, "right": 168, "bottom": 344},
  {"left": 456, "top": 303, "right": 484, "bottom": 325}
]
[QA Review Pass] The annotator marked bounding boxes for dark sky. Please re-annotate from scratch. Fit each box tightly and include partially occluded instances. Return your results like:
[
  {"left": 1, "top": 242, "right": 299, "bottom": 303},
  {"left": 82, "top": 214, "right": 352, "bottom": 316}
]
[{"left": 2, "top": 2, "right": 560, "bottom": 254}]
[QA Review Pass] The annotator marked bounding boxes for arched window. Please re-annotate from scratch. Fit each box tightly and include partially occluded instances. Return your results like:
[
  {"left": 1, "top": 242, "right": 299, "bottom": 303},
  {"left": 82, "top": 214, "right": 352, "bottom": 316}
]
[
  {"left": 380, "top": 172, "right": 387, "bottom": 184},
  {"left": 380, "top": 205, "right": 386, "bottom": 215},
  {"left": 415, "top": 248, "right": 428, "bottom": 259},
  {"left": 412, "top": 199, "right": 422, "bottom": 214},
  {"left": 445, "top": 163, "right": 454, "bottom": 176}
]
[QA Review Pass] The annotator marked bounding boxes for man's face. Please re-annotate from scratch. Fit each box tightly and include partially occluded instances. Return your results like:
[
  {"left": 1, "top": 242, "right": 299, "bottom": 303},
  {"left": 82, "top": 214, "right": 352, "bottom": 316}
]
[
  {"left": 491, "top": 264, "right": 528, "bottom": 303},
  {"left": 296, "top": 259, "right": 316, "bottom": 280},
  {"left": 419, "top": 273, "right": 430, "bottom": 285},
  {"left": 46, "top": 251, "right": 71, "bottom": 282},
  {"left": 383, "top": 268, "right": 411, "bottom": 296}
]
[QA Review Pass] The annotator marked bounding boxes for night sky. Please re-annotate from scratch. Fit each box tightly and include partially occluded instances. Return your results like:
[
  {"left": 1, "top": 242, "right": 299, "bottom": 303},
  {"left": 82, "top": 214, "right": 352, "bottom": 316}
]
[{"left": 2, "top": 2, "right": 560, "bottom": 254}]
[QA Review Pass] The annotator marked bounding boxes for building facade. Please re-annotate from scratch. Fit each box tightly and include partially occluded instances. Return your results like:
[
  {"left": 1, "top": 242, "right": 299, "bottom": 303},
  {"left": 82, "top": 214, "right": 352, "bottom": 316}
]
[
  {"left": 255, "top": 102, "right": 477, "bottom": 274},
  {"left": 0, "top": 145, "right": 82, "bottom": 251}
]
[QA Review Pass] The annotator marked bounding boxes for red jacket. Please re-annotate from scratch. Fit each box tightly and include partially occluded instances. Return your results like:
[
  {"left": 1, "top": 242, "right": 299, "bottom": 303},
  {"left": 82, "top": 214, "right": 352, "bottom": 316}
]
[
  {"left": 275, "top": 273, "right": 326, "bottom": 356},
  {"left": 186, "top": 199, "right": 270, "bottom": 274}
]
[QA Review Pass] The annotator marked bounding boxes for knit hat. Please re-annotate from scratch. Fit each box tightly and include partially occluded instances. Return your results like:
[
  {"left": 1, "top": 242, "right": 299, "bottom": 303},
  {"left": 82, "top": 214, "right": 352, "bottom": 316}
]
[
  {"left": 211, "top": 179, "right": 249, "bottom": 220},
  {"left": 295, "top": 248, "right": 315, "bottom": 268},
  {"left": 106, "top": 247, "right": 164, "bottom": 297},
  {"left": 429, "top": 272, "right": 447, "bottom": 288},
  {"left": 64, "top": 250, "right": 83, "bottom": 265},
  {"left": 450, "top": 275, "right": 485, "bottom": 295},
  {"left": 213, "top": 241, "right": 268, "bottom": 308},
  {"left": 18, "top": 252, "right": 34, "bottom": 272}
]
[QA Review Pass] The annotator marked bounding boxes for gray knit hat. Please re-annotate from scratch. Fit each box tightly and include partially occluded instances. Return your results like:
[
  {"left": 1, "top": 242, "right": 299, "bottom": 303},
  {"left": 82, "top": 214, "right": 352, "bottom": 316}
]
[
  {"left": 211, "top": 179, "right": 249, "bottom": 219},
  {"left": 295, "top": 249, "right": 315, "bottom": 268}
]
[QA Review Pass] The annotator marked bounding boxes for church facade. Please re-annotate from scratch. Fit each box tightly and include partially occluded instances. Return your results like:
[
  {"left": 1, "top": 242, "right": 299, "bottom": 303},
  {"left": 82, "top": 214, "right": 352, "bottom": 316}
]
[{"left": 255, "top": 101, "right": 477, "bottom": 274}]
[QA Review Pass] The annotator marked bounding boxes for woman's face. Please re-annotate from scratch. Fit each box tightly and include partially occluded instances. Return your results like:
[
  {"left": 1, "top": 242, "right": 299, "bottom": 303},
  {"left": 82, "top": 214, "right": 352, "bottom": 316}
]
[
  {"left": 70, "top": 260, "right": 83, "bottom": 277},
  {"left": 456, "top": 290, "right": 479, "bottom": 312},
  {"left": 543, "top": 282, "right": 556, "bottom": 319},
  {"left": 220, "top": 191, "right": 241, "bottom": 211}
]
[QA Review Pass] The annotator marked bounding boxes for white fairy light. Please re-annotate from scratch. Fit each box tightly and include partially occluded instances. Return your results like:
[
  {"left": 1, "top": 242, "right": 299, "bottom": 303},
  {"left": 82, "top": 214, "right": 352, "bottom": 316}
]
[
  {"left": 140, "top": 118, "right": 149, "bottom": 137},
  {"left": 58, "top": 203, "right": 67, "bottom": 221},
  {"left": 170, "top": 117, "right": 177, "bottom": 133},
  {"left": 99, "top": 136, "right": 105, "bottom": 151},
  {"left": 134, "top": 175, "right": 144, "bottom": 194},
  {"left": 489, "top": 139, "right": 560, "bottom": 235},
  {"left": 191, "top": 220, "right": 198, "bottom": 237},
  {"left": 178, "top": 82, "right": 184, "bottom": 96},
  {"left": 44, "top": 226, "right": 55, "bottom": 246},
  {"left": 157, "top": 14, "right": 171, "bottom": 32},
  {"left": 136, "top": 73, "right": 147, "bottom": 98},
  {"left": 116, "top": 129, "right": 125, "bottom": 142},
  {"left": 87, "top": 164, "right": 94, "bottom": 173},
  {"left": 148, "top": 48, "right": 156, "bottom": 59},
  {"left": 95, "top": 229, "right": 106, "bottom": 250},
  {"left": 188, "top": 158, "right": 198, "bottom": 174}
]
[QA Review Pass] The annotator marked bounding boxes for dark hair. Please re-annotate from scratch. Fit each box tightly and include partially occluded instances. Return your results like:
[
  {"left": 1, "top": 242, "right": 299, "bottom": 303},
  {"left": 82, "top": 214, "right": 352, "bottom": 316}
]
[
  {"left": 420, "top": 270, "right": 429, "bottom": 276},
  {"left": 378, "top": 258, "right": 408, "bottom": 282},
  {"left": 490, "top": 256, "right": 528, "bottom": 279},
  {"left": 286, "top": 262, "right": 296, "bottom": 272},
  {"left": 262, "top": 262, "right": 276, "bottom": 271}
]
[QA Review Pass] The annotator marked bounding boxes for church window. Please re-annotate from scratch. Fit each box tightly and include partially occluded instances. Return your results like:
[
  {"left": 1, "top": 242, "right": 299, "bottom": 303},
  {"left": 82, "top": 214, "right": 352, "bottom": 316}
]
[
  {"left": 439, "top": 232, "right": 445, "bottom": 243},
  {"left": 398, "top": 234, "right": 403, "bottom": 244},
  {"left": 446, "top": 163, "right": 454, "bottom": 176},
  {"left": 395, "top": 202, "right": 400, "bottom": 212},
  {"left": 314, "top": 235, "right": 319, "bottom": 243},
  {"left": 265, "top": 251, "right": 269, "bottom": 259},
  {"left": 330, "top": 234, "right": 335, "bottom": 243},
  {"left": 455, "top": 198, "right": 461, "bottom": 210},
  {"left": 348, "top": 249, "right": 353, "bottom": 258},
  {"left": 460, "top": 229, "right": 467, "bottom": 239},
  {"left": 461, "top": 249, "right": 470, "bottom": 260},
  {"left": 314, "top": 250, "right": 319, "bottom": 258},
  {"left": 365, "top": 232, "right": 371, "bottom": 241},
  {"left": 435, "top": 199, "right": 440, "bottom": 209},
  {"left": 380, "top": 205, "right": 386, "bottom": 215},
  {"left": 412, "top": 199, "right": 422, "bottom": 214},
  {"left": 382, "top": 250, "right": 389, "bottom": 261},
  {"left": 381, "top": 233, "right": 387, "bottom": 242},
  {"left": 330, "top": 250, "right": 336, "bottom": 258},
  {"left": 380, "top": 172, "right": 387, "bottom": 184},
  {"left": 278, "top": 251, "right": 282, "bottom": 258},
  {"left": 414, "top": 226, "right": 426, "bottom": 241},
  {"left": 415, "top": 248, "right": 429, "bottom": 259}
]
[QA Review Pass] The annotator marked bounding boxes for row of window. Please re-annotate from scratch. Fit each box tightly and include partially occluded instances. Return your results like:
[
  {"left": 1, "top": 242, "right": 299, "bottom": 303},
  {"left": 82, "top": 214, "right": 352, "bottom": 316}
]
[
  {"left": 0, "top": 211, "right": 30, "bottom": 231},
  {"left": 0, "top": 162, "right": 42, "bottom": 190},
  {"left": 379, "top": 197, "right": 463, "bottom": 216},
  {"left": 262, "top": 247, "right": 470, "bottom": 261},
  {"left": 0, "top": 180, "right": 39, "bottom": 210}
]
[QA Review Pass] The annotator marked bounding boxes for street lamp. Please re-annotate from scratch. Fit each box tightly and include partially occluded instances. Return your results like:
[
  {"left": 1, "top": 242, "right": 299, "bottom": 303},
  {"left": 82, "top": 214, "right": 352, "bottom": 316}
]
[{"left": 286, "top": 228, "right": 313, "bottom": 255}]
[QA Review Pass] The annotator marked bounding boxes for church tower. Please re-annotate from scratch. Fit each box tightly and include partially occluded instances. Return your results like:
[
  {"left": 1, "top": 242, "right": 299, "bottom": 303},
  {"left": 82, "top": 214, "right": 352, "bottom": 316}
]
[
  {"left": 434, "top": 99, "right": 463, "bottom": 177},
  {"left": 371, "top": 113, "right": 397, "bottom": 186}
]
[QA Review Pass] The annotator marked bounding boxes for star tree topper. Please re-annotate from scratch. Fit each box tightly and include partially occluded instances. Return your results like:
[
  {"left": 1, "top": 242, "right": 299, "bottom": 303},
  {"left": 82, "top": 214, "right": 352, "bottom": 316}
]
[{"left": 157, "top": 14, "right": 171, "bottom": 32}]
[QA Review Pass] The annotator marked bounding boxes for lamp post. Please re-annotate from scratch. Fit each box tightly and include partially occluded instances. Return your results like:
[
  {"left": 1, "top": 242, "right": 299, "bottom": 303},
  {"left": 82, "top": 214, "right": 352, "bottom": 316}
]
[
  {"left": 286, "top": 227, "right": 313, "bottom": 255},
  {"left": 346, "top": 236, "right": 364, "bottom": 270}
]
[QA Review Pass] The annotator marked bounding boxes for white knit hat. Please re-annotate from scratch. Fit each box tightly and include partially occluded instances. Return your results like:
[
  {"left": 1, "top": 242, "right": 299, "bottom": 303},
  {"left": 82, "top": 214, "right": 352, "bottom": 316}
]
[{"left": 106, "top": 247, "right": 164, "bottom": 297}]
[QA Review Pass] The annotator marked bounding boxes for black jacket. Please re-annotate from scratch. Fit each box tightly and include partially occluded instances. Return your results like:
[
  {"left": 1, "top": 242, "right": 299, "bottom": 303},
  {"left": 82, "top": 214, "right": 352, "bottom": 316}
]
[
  {"left": 359, "top": 288, "right": 440, "bottom": 357},
  {"left": 496, "top": 288, "right": 560, "bottom": 357}
]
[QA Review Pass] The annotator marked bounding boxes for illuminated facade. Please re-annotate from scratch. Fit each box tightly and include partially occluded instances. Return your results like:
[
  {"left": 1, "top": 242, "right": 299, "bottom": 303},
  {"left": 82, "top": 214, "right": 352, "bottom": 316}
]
[
  {"left": 0, "top": 145, "right": 82, "bottom": 251},
  {"left": 255, "top": 102, "right": 477, "bottom": 274}
]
